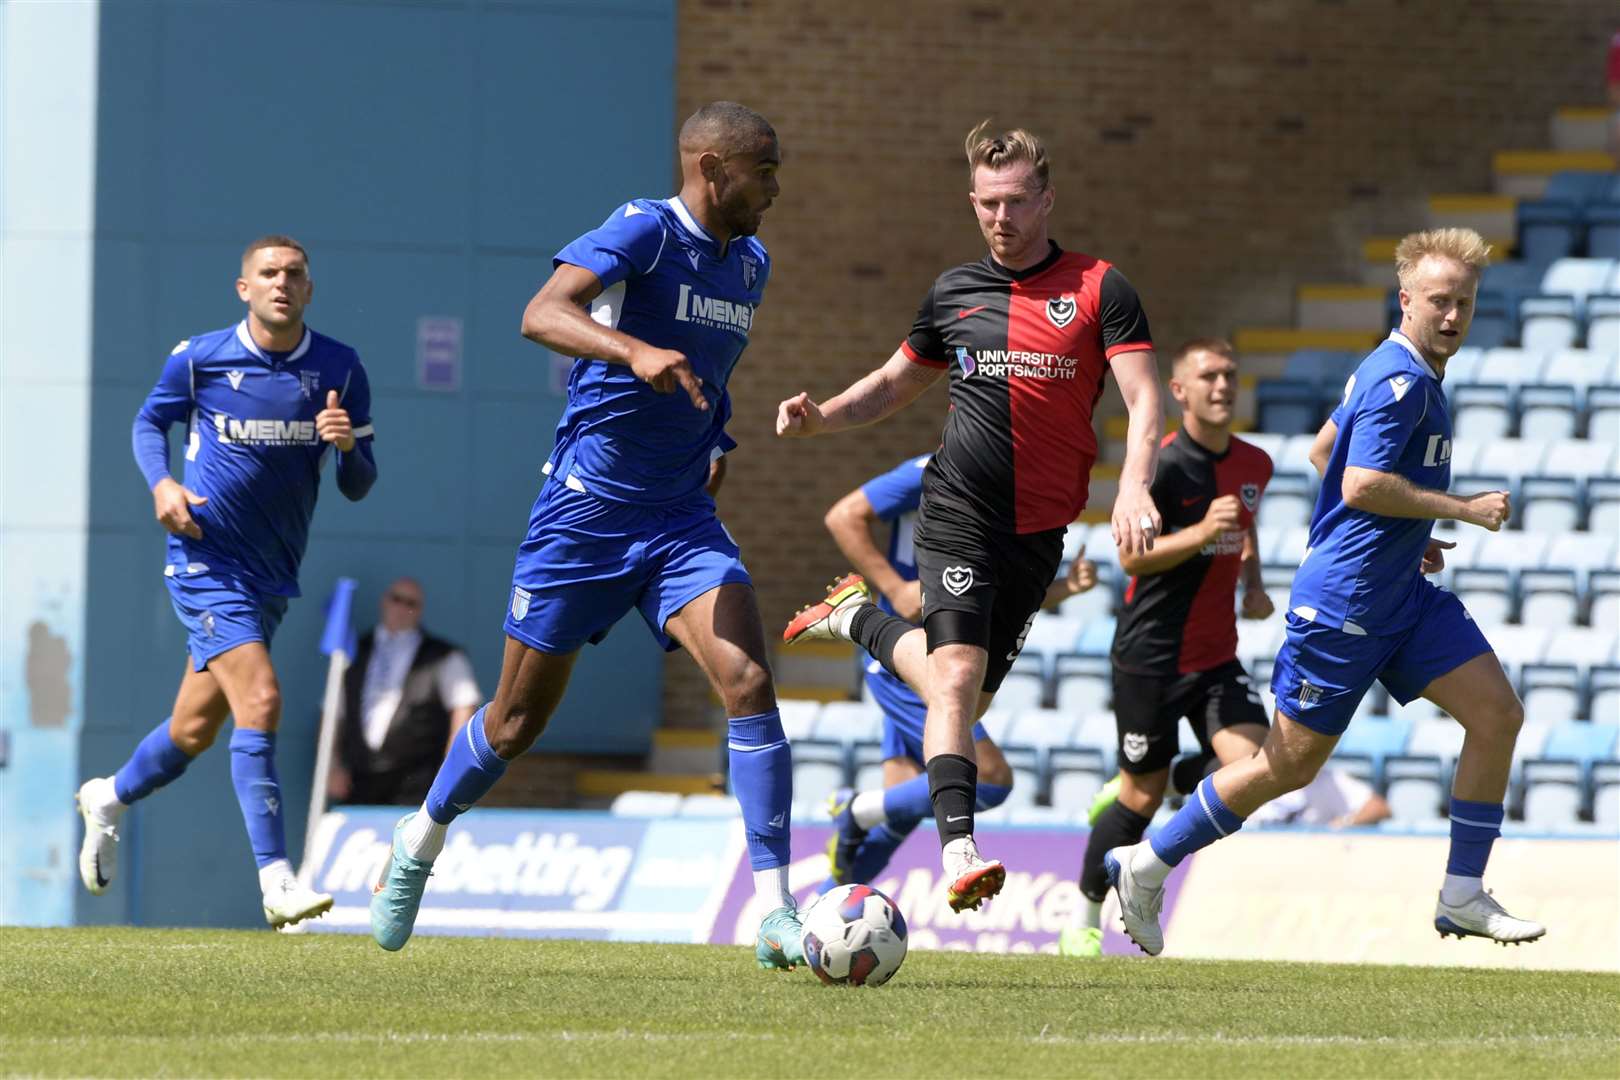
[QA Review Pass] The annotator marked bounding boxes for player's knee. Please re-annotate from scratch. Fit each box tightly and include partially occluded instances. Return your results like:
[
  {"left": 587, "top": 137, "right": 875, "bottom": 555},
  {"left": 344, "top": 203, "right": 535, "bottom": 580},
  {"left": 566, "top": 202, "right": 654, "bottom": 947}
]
[
  {"left": 1493, "top": 694, "right": 1526, "bottom": 741},
  {"left": 978, "top": 755, "right": 1013, "bottom": 789},
  {"left": 717, "top": 657, "right": 774, "bottom": 717},
  {"left": 170, "top": 717, "right": 218, "bottom": 756},
  {"left": 239, "top": 681, "right": 282, "bottom": 728}
]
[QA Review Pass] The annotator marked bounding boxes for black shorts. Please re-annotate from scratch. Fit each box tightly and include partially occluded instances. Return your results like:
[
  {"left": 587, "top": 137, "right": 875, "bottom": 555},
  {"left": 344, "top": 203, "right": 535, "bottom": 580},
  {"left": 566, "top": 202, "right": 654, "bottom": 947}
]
[
  {"left": 1109, "top": 660, "right": 1270, "bottom": 775},
  {"left": 914, "top": 499, "right": 1063, "bottom": 694}
]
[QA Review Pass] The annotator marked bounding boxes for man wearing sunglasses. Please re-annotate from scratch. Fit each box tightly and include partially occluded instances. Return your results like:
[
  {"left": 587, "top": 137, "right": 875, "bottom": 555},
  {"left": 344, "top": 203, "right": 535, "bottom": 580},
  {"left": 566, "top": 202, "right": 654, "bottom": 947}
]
[{"left": 330, "top": 579, "right": 483, "bottom": 806}]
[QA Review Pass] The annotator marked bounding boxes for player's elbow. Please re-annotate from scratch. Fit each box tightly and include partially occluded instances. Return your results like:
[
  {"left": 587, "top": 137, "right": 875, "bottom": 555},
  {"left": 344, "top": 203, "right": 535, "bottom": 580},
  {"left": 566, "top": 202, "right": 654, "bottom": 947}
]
[
  {"left": 519, "top": 296, "right": 558, "bottom": 345},
  {"left": 1341, "top": 468, "right": 1377, "bottom": 510}
]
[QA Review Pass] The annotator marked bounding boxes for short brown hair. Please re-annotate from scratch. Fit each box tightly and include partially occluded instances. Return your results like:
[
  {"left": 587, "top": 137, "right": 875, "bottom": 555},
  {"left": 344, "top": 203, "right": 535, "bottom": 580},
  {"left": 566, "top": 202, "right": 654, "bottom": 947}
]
[
  {"left": 964, "top": 120, "right": 1049, "bottom": 189},
  {"left": 241, "top": 234, "right": 308, "bottom": 269},
  {"left": 1172, "top": 338, "right": 1236, "bottom": 370},
  {"left": 1393, "top": 228, "right": 1490, "bottom": 289}
]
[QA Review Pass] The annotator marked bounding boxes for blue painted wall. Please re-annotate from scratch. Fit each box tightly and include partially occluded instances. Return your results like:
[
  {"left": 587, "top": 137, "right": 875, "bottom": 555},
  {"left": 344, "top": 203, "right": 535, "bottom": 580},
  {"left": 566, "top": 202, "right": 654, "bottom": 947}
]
[{"left": 75, "top": 0, "right": 676, "bottom": 928}]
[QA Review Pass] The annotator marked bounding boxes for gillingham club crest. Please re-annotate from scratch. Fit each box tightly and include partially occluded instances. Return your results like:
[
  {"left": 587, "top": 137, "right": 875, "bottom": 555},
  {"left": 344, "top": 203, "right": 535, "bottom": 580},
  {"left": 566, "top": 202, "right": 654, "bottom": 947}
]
[
  {"left": 1046, "top": 293, "right": 1076, "bottom": 328},
  {"left": 741, "top": 255, "right": 759, "bottom": 290}
]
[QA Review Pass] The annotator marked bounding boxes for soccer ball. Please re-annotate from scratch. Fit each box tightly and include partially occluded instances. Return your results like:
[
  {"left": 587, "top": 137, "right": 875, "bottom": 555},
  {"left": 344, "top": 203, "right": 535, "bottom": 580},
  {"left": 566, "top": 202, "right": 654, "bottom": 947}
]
[{"left": 799, "top": 883, "right": 908, "bottom": 986}]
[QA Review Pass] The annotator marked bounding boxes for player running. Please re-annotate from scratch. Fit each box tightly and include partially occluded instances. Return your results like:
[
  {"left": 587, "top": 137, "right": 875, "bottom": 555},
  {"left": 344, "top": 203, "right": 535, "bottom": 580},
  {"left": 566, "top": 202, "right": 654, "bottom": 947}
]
[
  {"left": 367, "top": 103, "right": 806, "bottom": 968},
  {"left": 816, "top": 454, "right": 1099, "bottom": 894},
  {"left": 777, "top": 121, "right": 1164, "bottom": 913},
  {"left": 1059, "top": 339, "right": 1274, "bottom": 958},
  {"left": 1105, "top": 228, "right": 1546, "bottom": 955},
  {"left": 75, "top": 236, "right": 377, "bottom": 928}
]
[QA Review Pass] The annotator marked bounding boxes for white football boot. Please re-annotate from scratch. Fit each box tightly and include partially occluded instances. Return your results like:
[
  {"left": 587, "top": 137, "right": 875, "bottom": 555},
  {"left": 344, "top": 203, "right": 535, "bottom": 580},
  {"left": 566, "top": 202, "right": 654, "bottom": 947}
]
[
  {"left": 1104, "top": 842, "right": 1166, "bottom": 956},
  {"left": 263, "top": 876, "right": 335, "bottom": 929},
  {"left": 782, "top": 573, "right": 872, "bottom": 645},
  {"left": 1434, "top": 889, "right": 1546, "bottom": 945},
  {"left": 75, "top": 778, "right": 123, "bottom": 895},
  {"left": 942, "top": 836, "right": 1006, "bottom": 913}
]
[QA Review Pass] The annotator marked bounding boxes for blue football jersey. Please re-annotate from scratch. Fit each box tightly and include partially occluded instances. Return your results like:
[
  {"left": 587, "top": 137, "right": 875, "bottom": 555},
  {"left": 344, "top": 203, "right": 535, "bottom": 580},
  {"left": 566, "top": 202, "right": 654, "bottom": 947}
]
[
  {"left": 546, "top": 197, "right": 770, "bottom": 505},
  {"left": 133, "top": 321, "right": 375, "bottom": 598},
  {"left": 1289, "top": 331, "right": 1452, "bottom": 635},
  {"left": 861, "top": 454, "right": 930, "bottom": 616}
]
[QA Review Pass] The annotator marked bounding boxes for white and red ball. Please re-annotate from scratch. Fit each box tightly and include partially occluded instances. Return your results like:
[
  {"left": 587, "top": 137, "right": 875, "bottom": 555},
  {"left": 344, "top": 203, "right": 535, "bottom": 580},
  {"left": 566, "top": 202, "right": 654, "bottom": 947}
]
[{"left": 799, "top": 883, "right": 908, "bottom": 987}]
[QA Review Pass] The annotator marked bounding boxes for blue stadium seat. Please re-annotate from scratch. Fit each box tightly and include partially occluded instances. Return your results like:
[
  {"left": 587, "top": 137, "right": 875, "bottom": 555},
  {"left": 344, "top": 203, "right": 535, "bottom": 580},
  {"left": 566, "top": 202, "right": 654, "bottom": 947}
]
[
  {"left": 1256, "top": 379, "right": 1320, "bottom": 434},
  {"left": 1462, "top": 294, "right": 1515, "bottom": 350},
  {"left": 1332, "top": 715, "right": 1412, "bottom": 789},
  {"left": 1544, "top": 170, "right": 1618, "bottom": 208},
  {"left": 1282, "top": 349, "right": 1361, "bottom": 387},
  {"left": 1519, "top": 569, "right": 1580, "bottom": 629},
  {"left": 1053, "top": 654, "right": 1110, "bottom": 713},
  {"left": 1519, "top": 296, "right": 1580, "bottom": 352},
  {"left": 1517, "top": 200, "right": 1581, "bottom": 266},
  {"left": 1586, "top": 204, "right": 1620, "bottom": 260}
]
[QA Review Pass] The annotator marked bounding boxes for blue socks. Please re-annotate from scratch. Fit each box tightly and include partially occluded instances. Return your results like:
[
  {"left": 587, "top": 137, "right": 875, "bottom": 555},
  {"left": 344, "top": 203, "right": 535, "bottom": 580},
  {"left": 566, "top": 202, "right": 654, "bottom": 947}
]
[
  {"left": 727, "top": 710, "right": 793, "bottom": 870},
  {"left": 1149, "top": 776, "right": 1245, "bottom": 868},
  {"left": 881, "top": 774, "right": 1012, "bottom": 821},
  {"left": 228, "top": 729, "right": 287, "bottom": 869},
  {"left": 424, "top": 706, "right": 507, "bottom": 825},
  {"left": 113, "top": 719, "right": 194, "bottom": 804},
  {"left": 1446, "top": 797, "right": 1504, "bottom": 877}
]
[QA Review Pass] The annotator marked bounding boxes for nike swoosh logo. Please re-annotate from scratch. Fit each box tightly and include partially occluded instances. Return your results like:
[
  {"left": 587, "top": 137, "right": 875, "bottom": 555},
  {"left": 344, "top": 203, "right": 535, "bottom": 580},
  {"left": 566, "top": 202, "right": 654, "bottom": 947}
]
[
  {"left": 957, "top": 305, "right": 987, "bottom": 319},
  {"left": 946, "top": 814, "right": 970, "bottom": 823},
  {"left": 1181, "top": 496, "right": 1202, "bottom": 506}
]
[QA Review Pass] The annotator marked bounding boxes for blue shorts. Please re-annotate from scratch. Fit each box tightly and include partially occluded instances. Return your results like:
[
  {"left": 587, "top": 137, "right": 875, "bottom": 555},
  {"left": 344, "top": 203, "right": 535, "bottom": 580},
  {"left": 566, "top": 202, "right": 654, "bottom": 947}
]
[
  {"left": 1271, "top": 581, "right": 1491, "bottom": 736},
  {"left": 866, "top": 659, "right": 989, "bottom": 763},
  {"left": 164, "top": 568, "right": 289, "bottom": 672},
  {"left": 505, "top": 478, "right": 751, "bottom": 654}
]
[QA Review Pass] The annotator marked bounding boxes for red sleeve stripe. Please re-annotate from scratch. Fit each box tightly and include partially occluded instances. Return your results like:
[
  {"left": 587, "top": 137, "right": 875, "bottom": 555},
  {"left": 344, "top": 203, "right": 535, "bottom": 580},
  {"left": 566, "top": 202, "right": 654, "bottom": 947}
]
[
  {"left": 901, "top": 339, "right": 948, "bottom": 368},
  {"left": 1105, "top": 341, "right": 1154, "bottom": 360}
]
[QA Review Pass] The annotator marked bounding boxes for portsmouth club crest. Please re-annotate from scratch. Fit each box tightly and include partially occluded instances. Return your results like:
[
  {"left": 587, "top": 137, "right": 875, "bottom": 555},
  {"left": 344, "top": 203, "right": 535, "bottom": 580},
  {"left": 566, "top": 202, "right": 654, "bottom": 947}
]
[
  {"left": 1046, "top": 293, "right": 1076, "bottom": 328},
  {"left": 741, "top": 255, "right": 759, "bottom": 290},
  {"left": 1240, "top": 483, "right": 1260, "bottom": 512}
]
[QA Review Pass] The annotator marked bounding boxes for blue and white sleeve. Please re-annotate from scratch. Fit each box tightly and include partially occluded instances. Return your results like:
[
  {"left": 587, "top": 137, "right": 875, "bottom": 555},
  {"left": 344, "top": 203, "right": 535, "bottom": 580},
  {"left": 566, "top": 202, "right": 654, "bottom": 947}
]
[
  {"left": 553, "top": 203, "right": 667, "bottom": 290},
  {"left": 131, "top": 347, "right": 195, "bottom": 490},
  {"left": 860, "top": 455, "right": 928, "bottom": 521},
  {"left": 1345, "top": 372, "right": 1425, "bottom": 474},
  {"left": 335, "top": 357, "right": 377, "bottom": 501}
]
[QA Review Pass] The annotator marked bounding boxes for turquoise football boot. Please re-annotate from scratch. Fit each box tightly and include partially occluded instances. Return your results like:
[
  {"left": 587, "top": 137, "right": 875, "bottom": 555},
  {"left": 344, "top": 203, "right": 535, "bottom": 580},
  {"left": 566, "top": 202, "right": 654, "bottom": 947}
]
[
  {"left": 755, "top": 904, "right": 806, "bottom": 971},
  {"left": 370, "top": 813, "right": 434, "bottom": 952}
]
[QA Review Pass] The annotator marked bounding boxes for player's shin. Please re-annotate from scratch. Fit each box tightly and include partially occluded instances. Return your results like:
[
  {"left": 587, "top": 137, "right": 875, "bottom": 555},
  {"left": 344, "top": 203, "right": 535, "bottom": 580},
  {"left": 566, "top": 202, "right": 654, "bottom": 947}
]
[
  {"left": 228, "top": 729, "right": 287, "bottom": 869},
  {"left": 414, "top": 705, "right": 505, "bottom": 860},
  {"left": 848, "top": 606, "right": 920, "bottom": 690},
  {"left": 1081, "top": 802, "right": 1153, "bottom": 922},
  {"left": 728, "top": 710, "right": 794, "bottom": 909},
  {"left": 927, "top": 754, "right": 977, "bottom": 847},
  {"left": 110, "top": 719, "right": 194, "bottom": 807},
  {"left": 1135, "top": 775, "right": 1245, "bottom": 887},
  {"left": 1442, "top": 797, "right": 1504, "bottom": 904}
]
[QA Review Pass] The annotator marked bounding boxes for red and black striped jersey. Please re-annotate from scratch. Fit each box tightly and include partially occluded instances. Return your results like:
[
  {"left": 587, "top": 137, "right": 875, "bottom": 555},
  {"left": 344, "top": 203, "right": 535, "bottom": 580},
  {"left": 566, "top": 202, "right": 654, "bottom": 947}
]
[
  {"left": 900, "top": 243, "right": 1152, "bottom": 535},
  {"left": 1112, "top": 430, "right": 1273, "bottom": 675}
]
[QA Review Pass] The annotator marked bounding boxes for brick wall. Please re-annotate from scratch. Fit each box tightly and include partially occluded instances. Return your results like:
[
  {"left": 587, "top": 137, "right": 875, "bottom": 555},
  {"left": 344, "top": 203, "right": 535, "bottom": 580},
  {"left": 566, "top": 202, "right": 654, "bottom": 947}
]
[{"left": 664, "top": 0, "right": 1616, "bottom": 725}]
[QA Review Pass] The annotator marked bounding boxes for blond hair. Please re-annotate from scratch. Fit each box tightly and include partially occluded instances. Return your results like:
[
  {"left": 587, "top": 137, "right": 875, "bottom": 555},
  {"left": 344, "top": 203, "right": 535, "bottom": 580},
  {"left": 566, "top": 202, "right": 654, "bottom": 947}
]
[
  {"left": 965, "top": 120, "right": 1049, "bottom": 189},
  {"left": 1393, "top": 228, "right": 1491, "bottom": 288}
]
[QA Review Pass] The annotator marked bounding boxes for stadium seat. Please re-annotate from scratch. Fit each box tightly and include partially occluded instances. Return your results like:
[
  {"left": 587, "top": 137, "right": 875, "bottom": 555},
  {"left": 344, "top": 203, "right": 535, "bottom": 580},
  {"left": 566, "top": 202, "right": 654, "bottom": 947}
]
[
  {"left": 1587, "top": 205, "right": 1620, "bottom": 260},
  {"left": 1588, "top": 572, "right": 1620, "bottom": 634},
  {"left": 1516, "top": 200, "right": 1580, "bottom": 266},
  {"left": 792, "top": 758, "right": 846, "bottom": 796},
  {"left": 1071, "top": 711, "right": 1119, "bottom": 757},
  {"left": 1539, "top": 257, "right": 1618, "bottom": 311},
  {"left": 1548, "top": 627, "right": 1618, "bottom": 673},
  {"left": 1236, "top": 612, "right": 1284, "bottom": 668},
  {"left": 610, "top": 791, "right": 683, "bottom": 816},
  {"left": 1544, "top": 533, "right": 1615, "bottom": 581},
  {"left": 778, "top": 699, "right": 822, "bottom": 742},
  {"left": 1277, "top": 434, "right": 1319, "bottom": 473},
  {"left": 1443, "top": 346, "right": 1488, "bottom": 386},
  {"left": 1588, "top": 385, "right": 1620, "bottom": 442},
  {"left": 1008, "top": 708, "right": 1079, "bottom": 750},
  {"left": 1332, "top": 715, "right": 1411, "bottom": 788},
  {"left": 1489, "top": 625, "right": 1551, "bottom": 673},
  {"left": 1539, "top": 347, "right": 1615, "bottom": 405},
  {"left": 1521, "top": 778, "right": 1583, "bottom": 828},
  {"left": 1269, "top": 525, "right": 1310, "bottom": 567},
  {"left": 1473, "top": 436, "right": 1543, "bottom": 480},
  {"left": 1282, "top": 349, "right": 1361, "bottom": 387},
  {"left": 1588, "top": 477, "right": 1620, "bottom": 534},
  {"left": 1520, "top": 296, "right": 1581, "bottom": 353},
  {"left": 1463, "top": 294, "right": 1515, "bottom": 350},
  {"left": 1517, "top": 722, "right": 1619, "bottom": 821},
  {"left": 1519, "top": 476, "right": 1582, "bottom": 531},
  {"left": 1477, "top": 347, "right": 1548, "bottom": 390},
  {"left": 994, "top": 669, "right": 1047, "bottom": 712},
  {"left": 1072, "top": 617, "right": 1116, "bottom": 658},
  {"left": 1519, "top": 664, "right": 1583, "bottom": 724},
  {"left": 1452, "top": 568, "right": 1514, "bottom": 626},
  {"left": 817, "top": 701, "right": 884, "bottom": 746},
  {"left": 1451, "top": 384, "right": 1512, "bottom": 441},
  {"left": 1259, "top": 471, "right": 1315, "bottom": 529},
  {"left": 1586, "top": 296, "right": 1620, "bottom": 353},
  {"left": 678, "top": 794, "right": 740, "bottom": 817},
  {"left": 1472, "top": 530, "right": 1550, "bottom": 574},
  {"left": 1239, "top": 431, "right": 1286, "bottom": 464},
  {"left": 1590, "top": 666, "right": 1620, "bottom": 726},
  {"left": 1053, "top": 654, "right": 1110, "bottom": 713},
  {"left": 1519, "top": 569, "right": 1580, "bottom": 629},
  {"left": 1047, "top": 756, "right": 1104, "bottom": 812},
  {"left": 1256, "top": 379, "right": 1320, "bottom": 434},
  {"left": 1384, "top": 717, "right": 1465, "bottom": 821},
  {"left": 1022, "top": 614, "right": 1083, "bottom": 661},
  {"left": 1517, "top": 383, "right": 1580, "bottom": 440},
  {"left": 1543, "top": 170, "right": 1618, "bottom": 208},
  {"left": 1543, "top": 438, "right": 1615, "bottom": 481},
  {"left": 1592, "top": 762, "right": 1620, "bottom": 827}
]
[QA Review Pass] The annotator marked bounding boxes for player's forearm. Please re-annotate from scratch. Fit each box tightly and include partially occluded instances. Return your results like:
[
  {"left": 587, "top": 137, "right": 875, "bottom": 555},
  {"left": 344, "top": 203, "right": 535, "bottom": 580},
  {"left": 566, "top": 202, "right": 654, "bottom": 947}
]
[
  {"left": 825, "top": 507, "right": 906, "bottom": 599},
  {"left": 521, "top": 294, "right": 640, "bottom": 367},
  {"left": 131, "top": 412, "right": 173, "bottom": 490},
  {"left": 1119, "top": 522, "right": 1213, "bottom": 576},
  {"left": 817, "top": 356, "right": 937, "bottom": 434},
  {"left": 1240, "top": 527, "right": 1264, "bottom": 591},
  {"left": 1342, "top": 467, "right": 1466, "bottom": 521},
  {"left": 336, "top": 439, "right": 377, "bottom": 501},
  {"left": 1115, "top": 359, "right": 1163, "bottom": 498},
  {"left": 1308, "top": 419, "right": 1338, "bottom": 477}
]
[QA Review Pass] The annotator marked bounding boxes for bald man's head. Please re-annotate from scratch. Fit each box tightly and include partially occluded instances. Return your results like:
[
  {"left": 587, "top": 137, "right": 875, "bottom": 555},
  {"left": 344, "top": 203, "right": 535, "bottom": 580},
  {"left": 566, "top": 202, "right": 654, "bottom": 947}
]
[{"left": 677, "top": 101, "right": 780, "bottom": 240}]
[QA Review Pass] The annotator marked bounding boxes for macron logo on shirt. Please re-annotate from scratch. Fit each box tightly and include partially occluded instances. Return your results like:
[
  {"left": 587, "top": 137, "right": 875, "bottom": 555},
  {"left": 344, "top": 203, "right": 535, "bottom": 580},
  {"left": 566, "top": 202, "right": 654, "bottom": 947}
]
[
  {"left": 674, "top": 283, "right": 753, "bottom": 335},
  {"left": 1388, "top": 375, "right": 1412, "bottom": 402}
]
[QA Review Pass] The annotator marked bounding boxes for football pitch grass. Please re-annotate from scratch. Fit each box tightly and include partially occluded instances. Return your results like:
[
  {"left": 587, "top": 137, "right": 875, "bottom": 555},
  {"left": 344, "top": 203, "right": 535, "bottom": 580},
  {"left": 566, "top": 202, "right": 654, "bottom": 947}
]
[{"left": 2, "top": 928, "right": 1616, "bottom": 1078}]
